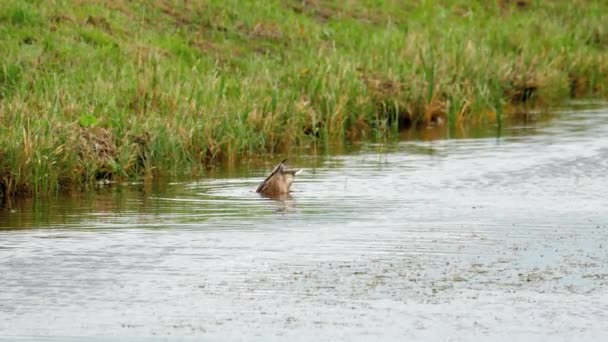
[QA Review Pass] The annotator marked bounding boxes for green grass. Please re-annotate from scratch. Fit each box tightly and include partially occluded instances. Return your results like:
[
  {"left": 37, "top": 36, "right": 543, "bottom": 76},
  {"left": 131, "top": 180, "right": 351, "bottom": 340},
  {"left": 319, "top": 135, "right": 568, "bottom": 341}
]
[{"left": 1, "top": 0, "right": 607, "bottom": 198}]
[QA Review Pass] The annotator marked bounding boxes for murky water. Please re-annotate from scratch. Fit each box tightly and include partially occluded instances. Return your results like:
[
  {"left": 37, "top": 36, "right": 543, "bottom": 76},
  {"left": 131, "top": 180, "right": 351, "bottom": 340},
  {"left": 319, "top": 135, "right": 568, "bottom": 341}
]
[{"left": 1, "top": 103, "right": 608, "bottom": 341}]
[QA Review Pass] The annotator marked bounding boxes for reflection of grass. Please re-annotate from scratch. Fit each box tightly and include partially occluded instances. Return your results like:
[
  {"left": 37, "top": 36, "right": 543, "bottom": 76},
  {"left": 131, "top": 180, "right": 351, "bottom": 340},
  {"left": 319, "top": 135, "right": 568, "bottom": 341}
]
[{"left": 0, "top": 0, "right": 607, "bottom": 198}]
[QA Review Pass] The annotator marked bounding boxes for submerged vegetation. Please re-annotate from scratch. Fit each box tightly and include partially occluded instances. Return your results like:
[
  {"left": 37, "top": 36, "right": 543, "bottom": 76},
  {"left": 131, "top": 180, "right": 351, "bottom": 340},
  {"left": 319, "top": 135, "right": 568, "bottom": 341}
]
[{"left": 1, "top": 0, "right": 607, "bottom": 198}]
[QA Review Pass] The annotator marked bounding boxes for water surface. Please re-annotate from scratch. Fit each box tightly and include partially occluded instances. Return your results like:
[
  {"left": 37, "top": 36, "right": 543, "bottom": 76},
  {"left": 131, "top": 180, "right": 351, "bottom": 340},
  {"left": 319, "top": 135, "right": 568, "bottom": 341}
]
[{"left": 1, "top": 103, "right": 608, "bottom": 341}]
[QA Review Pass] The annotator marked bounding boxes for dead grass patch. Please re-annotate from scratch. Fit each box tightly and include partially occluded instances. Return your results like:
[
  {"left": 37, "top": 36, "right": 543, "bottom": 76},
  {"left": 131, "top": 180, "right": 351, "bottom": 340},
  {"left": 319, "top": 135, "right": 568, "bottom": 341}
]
[{"left": 78, "top": 126, "right": 117, "bottom": 179}]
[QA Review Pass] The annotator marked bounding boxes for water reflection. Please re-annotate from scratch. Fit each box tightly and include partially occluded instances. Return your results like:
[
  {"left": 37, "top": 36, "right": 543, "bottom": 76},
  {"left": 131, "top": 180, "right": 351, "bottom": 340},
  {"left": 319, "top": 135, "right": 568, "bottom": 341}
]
[{"left": 1, "top": 103, "right": 608, "bottom": 339}]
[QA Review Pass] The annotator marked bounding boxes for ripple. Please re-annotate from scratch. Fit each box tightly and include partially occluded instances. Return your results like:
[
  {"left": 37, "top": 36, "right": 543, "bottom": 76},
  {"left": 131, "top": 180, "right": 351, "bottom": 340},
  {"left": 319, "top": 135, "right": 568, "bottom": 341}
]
[{"left": 1, "top": 106, "right": 608, "bottom": 339}]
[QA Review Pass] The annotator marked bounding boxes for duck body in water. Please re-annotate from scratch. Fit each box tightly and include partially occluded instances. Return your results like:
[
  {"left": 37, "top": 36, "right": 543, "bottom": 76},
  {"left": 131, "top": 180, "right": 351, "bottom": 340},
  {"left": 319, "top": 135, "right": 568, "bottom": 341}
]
[{"left": 256, "top": 160, "right": 302, "bottom": 196}]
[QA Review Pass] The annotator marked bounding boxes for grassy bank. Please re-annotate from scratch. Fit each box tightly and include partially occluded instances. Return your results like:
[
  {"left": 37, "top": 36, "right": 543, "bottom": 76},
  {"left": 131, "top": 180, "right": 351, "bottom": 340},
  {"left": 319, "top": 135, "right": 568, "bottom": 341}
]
[{"left": 1, "top": 0, "right": 607, "bottom": 198}]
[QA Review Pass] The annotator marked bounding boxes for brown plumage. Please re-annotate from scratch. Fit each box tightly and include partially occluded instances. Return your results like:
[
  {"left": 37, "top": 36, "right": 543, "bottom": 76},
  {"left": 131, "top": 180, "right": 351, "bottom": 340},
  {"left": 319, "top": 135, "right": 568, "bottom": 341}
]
[{"left": 256, "top": 159, "right": 301, "bottom": 196}]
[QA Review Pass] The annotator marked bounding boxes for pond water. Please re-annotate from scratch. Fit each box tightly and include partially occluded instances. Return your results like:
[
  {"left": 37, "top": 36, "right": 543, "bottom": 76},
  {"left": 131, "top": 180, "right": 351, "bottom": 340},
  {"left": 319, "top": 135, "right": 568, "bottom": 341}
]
[{"left": 1, "top": 103, "right": 608, "bottom": 341}]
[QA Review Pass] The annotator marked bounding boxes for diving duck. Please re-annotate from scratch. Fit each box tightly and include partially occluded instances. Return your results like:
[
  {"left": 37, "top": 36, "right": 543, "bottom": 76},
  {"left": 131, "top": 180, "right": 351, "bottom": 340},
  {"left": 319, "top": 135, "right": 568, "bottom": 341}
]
[{"left": 256, "top": 159, "right": 302, "bottom": 196}]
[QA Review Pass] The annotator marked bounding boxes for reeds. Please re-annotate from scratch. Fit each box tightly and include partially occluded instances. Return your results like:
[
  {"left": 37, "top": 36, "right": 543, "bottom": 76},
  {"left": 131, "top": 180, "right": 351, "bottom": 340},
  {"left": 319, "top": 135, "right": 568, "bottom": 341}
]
[{"left": 1, "top": 0, "right": 607, "bottom": 198}]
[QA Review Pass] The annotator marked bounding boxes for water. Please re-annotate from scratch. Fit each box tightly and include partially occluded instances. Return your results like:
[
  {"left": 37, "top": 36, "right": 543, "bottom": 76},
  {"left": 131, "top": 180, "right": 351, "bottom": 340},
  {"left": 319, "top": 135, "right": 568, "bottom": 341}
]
[{"left": 1, "top": 103, "right": 608, "bottom": 341}]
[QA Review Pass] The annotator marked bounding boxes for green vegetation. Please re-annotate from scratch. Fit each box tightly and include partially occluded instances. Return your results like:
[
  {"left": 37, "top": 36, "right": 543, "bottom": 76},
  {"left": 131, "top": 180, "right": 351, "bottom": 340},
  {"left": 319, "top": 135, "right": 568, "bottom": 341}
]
[{"left": 1, "top": 0, "right": 607, "bottom": 198}]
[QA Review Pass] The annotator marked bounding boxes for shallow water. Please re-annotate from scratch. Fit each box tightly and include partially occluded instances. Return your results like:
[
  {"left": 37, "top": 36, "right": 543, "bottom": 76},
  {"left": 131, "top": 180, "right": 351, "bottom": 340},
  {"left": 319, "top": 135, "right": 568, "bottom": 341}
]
[{"left": 1, "top": 103, "right": 608, "bottom": 341}]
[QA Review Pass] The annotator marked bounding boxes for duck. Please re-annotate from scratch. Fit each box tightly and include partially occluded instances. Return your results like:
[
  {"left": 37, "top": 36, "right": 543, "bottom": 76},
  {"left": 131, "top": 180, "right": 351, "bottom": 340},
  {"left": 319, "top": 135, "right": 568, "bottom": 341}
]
[{"left": 256, "top": 159, "right": 302, "bottom": 196}]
